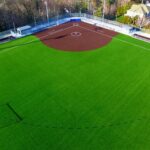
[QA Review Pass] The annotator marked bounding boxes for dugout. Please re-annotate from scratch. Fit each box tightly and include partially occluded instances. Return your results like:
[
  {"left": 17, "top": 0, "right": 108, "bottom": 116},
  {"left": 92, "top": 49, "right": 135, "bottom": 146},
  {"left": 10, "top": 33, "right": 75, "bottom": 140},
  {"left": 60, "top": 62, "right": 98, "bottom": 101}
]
[{"left": 17, "top": 25, "right": 31, "bottom": 35}]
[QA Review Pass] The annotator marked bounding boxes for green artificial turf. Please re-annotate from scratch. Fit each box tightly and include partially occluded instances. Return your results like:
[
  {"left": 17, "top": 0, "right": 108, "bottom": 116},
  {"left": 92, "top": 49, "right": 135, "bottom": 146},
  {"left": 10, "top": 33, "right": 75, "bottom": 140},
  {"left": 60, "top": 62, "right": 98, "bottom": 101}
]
[{"left": 0, "top": 33, "right": 150, "bottom": 150}]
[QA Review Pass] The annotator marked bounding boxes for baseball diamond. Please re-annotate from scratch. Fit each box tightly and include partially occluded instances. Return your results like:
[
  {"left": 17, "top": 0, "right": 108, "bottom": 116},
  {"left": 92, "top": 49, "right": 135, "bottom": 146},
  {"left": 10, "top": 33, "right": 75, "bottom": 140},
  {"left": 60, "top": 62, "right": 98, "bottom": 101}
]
[
  {"left": 35, "top": 22, "right": 118, "bottom": 51},
  {"left": 1, "top": 19, "right": 150, "bottom": 150}
]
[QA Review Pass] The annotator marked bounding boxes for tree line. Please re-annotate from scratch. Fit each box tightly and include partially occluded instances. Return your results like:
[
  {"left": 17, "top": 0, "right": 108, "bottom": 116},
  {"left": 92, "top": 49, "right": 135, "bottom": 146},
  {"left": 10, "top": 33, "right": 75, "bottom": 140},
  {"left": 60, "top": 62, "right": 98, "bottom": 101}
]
[{"left": 0, "top": 0, "right": 146, "bottom": 32}]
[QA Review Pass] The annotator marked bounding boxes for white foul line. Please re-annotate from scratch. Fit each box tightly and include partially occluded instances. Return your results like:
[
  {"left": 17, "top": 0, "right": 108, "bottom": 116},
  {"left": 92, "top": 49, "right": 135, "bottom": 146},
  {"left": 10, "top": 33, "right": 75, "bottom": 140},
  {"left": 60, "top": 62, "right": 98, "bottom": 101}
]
[
  {"left": 0, "top": 25, "right": 74, "bottom": 54},
  {"left": 78, "top": 25, "right": 150, "bottom": 52},
  {"left": 1, "top": 23, "right": 150, "bottom": 54}
]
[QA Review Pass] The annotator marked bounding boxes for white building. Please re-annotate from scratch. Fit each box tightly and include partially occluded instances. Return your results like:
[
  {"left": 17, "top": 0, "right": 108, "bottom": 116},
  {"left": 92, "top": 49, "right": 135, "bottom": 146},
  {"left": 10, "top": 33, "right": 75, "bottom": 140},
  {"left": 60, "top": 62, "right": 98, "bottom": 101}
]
[{"left": 125, "top": 4, "right": 150, "bottom": 18}]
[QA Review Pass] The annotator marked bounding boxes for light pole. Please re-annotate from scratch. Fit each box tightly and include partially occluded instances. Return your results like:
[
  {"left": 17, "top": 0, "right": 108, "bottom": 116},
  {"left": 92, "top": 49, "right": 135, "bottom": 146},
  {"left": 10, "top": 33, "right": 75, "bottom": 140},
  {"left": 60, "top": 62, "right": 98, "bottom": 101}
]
[
  {"left": 88, "top": 0, "right": 92, "bottom": 14},
  {"left": 44, "top": 1, "right": 49, "bottom": 24},
  {"left": 3, "top": 0, "right": 7, "bottom": 29},
  {"left": 79, "top": 0, "right": 82, "bottom": 16},
  {"left": 103, "top": 0, "right": 106, "bottom": 19},
  {"left": 34, "top": 14, "right": 37, "bottom": 27},
  {"left": 13, "top": 20, "right": 16, "bottom": 32}
]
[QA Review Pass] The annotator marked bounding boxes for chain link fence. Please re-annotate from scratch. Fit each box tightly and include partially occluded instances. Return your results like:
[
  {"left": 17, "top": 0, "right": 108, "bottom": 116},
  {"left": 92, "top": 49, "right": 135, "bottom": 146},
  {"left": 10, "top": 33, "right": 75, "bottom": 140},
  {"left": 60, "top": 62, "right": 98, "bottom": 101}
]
[{"left": 1, "top": 13, "right": 148, "bottom": 44}]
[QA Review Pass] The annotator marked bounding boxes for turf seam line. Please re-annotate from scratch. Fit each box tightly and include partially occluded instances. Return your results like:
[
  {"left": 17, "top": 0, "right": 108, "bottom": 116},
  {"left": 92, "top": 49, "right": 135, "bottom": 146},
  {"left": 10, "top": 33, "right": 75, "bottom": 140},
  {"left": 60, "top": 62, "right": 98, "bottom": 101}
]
[
  {"left": 0, "top": 25, "right": 74, "bottom": 54},
  {"left": 0, "top": 103, "right": 7, "bottom": 107},
  {"left": 6, "top": 103, "right": 23, "bottom": 121},
  {"left": 78, "top": 25, "right": 150, "bottom": 52},
  {"left": 22, "top": 116, "right": 148, "bottom": 130},
  {"left": 0, "top": 122, "right": 20, "bottom": 130}
]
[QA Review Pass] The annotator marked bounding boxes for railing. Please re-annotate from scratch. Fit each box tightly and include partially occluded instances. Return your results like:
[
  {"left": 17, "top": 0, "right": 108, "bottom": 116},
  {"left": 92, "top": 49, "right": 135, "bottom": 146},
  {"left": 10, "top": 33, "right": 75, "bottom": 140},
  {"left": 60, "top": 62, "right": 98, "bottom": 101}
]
[
  {"left": 0, "top": 30, "right": 12, "bottom": 40},
  {"left": 1, "top": 14, "right": 72, "bottom": 40},
  {"left": 0, "top": 13, "right": 144, "bottom": 43},
  {"left": 0, "top": 13, "right": 126, "bottom": 37},
  {"left": 71, "top": 13, "right": 124, "bottom": 27}
]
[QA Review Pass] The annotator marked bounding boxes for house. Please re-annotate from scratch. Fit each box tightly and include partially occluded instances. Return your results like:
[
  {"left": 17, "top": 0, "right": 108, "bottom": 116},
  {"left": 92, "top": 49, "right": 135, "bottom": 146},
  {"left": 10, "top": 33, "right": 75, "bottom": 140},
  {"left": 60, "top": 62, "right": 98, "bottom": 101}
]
[{"left": 125, "top": 4, "right": 150, "bottom": 18}]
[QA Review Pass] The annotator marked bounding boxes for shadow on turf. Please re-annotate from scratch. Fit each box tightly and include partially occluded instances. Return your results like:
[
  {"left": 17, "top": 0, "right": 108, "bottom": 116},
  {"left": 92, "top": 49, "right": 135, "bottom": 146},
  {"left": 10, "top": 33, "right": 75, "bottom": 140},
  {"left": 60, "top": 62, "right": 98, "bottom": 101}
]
[
  {"left": 0, "top": 103, "right": 23, "bottom": 130},
  {"left": 53, "top": 34, "right": 68, "bottom": 39}
]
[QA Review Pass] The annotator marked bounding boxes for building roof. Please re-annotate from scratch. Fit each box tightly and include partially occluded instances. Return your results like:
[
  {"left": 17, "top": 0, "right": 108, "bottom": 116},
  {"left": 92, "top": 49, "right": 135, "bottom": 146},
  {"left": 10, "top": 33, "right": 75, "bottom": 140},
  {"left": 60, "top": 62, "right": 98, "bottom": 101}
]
[{"left": 129, "top": 4, "right": 150, "bottom": 15}]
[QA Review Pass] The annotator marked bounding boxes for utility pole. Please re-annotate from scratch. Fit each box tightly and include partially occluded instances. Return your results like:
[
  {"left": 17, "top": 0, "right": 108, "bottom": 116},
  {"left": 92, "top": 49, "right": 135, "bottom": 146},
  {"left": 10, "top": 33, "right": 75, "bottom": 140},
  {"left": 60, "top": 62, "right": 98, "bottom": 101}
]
[
  {"left": 88, "top": 0, "right": 92, "bottom": 14},
  {"left": 80, "top": 0, "right": 82, "bottom": 16},
  {"left": 34, "top": 15, "right": 37, "bottom": 27},
  {"left": 103, "top": 0, "right": 106, "bottom": 19},
  {"left": 13, "top": 21, "right": 16, "bottom": 32},
  {"left": 44, "top": 1, "right": 49, "bottom": 24},
  {"left": 3, "top": 0, "right": 7, "bottom": 29},
  {"left": 54, "top": 3, "right": 56, "bottom": 15},
  {"left": 11, "top": 14, "right": 16, "bottom": 32},
  {"left": 141, "top": 0, "right": 144, "bottom": 4}
]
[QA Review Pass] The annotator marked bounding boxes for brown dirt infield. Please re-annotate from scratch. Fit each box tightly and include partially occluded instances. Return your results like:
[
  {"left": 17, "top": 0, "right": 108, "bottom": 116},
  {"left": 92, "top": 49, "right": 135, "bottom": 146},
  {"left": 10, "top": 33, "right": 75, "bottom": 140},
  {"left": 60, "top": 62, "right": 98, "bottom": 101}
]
[{"left": 35, "top": 22, "right": 118, "bottom": 52}]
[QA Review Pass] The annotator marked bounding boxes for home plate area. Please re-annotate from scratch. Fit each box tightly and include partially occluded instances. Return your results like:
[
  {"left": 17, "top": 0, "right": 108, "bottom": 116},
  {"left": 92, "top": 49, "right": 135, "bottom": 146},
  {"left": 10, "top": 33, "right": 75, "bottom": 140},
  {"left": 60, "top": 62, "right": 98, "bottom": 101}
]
[{"left": 35, "top": 22, "right": 118, "bottom": 52}]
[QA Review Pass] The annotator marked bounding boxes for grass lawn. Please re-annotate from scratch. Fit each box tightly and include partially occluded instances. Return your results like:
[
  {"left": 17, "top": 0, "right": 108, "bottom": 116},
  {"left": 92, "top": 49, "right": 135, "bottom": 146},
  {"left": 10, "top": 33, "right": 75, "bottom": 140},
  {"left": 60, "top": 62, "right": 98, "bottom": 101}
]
[
  {"left": 0, "top": 33, "right": 150, "bottom": 150},
  {"left": 116, "top": 16, "right": 125, "bottom": 23}
]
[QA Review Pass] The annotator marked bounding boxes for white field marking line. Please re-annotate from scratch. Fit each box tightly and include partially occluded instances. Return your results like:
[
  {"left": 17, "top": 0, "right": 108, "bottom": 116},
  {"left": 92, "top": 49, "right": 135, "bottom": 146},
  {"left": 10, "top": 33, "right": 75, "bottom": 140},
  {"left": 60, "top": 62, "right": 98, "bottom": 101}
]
[
  {"left": 97, "top": 30, "right": 104, "bottom": 33},
  {"left": 78, "top": 25, "right": 150, "bottom": 52},
  {"left": 0, "top": 25, "right": 74, "bottom": 54}
]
